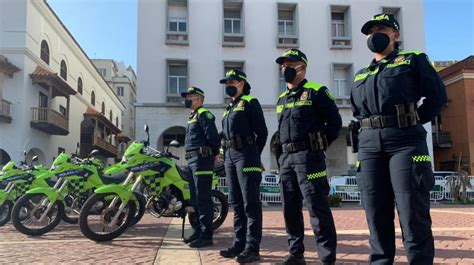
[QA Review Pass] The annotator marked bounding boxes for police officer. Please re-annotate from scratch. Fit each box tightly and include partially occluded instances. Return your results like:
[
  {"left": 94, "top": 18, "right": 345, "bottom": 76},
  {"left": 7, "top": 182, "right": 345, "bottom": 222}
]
[
  {"left": 218, "top": 69, "right": 268, "bottom": 263},
  {"left": 274, "top": 49, "right": 342, "bottom": 265},
  {"left": 351, "top": 14, "right": 447, "bottom": 264},
  {"left": 181, "top": 86, "right": 220, "bottom": 248}
]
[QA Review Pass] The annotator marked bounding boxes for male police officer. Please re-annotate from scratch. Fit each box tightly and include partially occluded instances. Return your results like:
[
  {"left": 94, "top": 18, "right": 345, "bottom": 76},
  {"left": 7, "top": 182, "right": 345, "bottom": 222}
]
[
  {"left": 181, "top": 86, "right": 220, "bottom": 248},
  {"left": 274, "top": 49, "right": 342, "bottom": 265}
]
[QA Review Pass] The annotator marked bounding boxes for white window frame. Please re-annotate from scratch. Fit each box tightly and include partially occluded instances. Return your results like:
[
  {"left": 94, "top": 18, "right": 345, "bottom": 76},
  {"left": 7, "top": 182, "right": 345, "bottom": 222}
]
[
  {"left": 166, "top": 60, "right": 188, "bottom": 103},
  {"left": 277, "top": 4, "right": 298, "bottom": 48},
  {"left": 168, "top": 16, "right": 187, "bottom": 33},
  {"left": 117, "top": 86, "right": 124, "bottom": 97},
  {"left": 331, "top": 63, "right": 353, "bottom": 99},
  {"left": 330, "top": 5, "right": 352, "bottom": 49}
]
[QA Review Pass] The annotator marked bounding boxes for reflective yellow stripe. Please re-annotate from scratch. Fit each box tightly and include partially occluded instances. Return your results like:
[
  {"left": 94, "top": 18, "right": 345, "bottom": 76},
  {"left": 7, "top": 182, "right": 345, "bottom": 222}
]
[
  {"left": 387, "top": 60, "right": 411, "bottom": 68},
  {"left": 187, "top": 118, "right": 198, "bottom": 124},
  {"left": 276, "top": 105, "right": 284, "bottom": 113},
  {"left": 195, "top": 171, "right": 213, "bottom": 176},
  {"left": 398, "top": 50, "right": 422, "bottom": 56},
  {"left": 354, "top": 67, "right": 379, "bottom": 82},
  {"left": 307, "top": 170, "right": 327, "bottom": 180},
  {"left": 241, "top": 95, "right": 255, "bottom": 102},
  {"left": 355, "top": 160, "right": 360, "bottom": 169},
  {"left": 242, "top": 167, "right": 262, "bottom": 173},
  {"left": 234, "top": 107, "right": 245, "bottom": 111},
  {"left": 223, "top": 110, "right": 229, "bottom": 117},
  {"left": 412, "top": 155, "right": 431, "bottom": 163}
]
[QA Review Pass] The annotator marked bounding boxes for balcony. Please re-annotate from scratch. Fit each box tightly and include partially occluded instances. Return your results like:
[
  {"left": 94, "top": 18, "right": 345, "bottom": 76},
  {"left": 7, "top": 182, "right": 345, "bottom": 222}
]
[
  {"left": 93, "top": 135, "right": 118, "bottom": 158},
  {"left": 433, "top": 131, "right": 452, "bottom": 148},
  {"left": 0, "top": 99, "right": 12, "bottom": 123},
  {"left": 30, "top": 107, "right": 69, "bottom": 135}
]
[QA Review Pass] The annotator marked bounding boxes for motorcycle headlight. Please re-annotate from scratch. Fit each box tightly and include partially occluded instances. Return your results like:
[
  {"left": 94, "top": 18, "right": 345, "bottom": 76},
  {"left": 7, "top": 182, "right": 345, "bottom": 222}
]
[{"left": 121, "top": 156, "right": 129, "bottom": 164}]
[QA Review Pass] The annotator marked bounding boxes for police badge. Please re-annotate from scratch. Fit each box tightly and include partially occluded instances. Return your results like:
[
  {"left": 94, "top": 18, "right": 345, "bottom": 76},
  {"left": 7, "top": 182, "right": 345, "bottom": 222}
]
[
  {"left": 394, "top": 55, "right": 405, "bottom": 63},
  {"left": 300, "top": 91, "right": 309, "bottom": 100}
]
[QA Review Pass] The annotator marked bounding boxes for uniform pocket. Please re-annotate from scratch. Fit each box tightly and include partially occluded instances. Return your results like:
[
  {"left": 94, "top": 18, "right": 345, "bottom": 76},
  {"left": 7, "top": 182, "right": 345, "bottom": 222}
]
[{"left": 410, "top": 162, "right": 435, "bottom": 192}]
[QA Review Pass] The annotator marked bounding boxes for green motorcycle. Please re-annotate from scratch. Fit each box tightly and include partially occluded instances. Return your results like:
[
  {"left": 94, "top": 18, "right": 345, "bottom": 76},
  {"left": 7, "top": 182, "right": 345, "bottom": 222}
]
[
  {"left": 79, "top": 125, "right": 228, "bottom": 242},
  {"left": 0, "top": 156, "right": 53, "bottom": 226},
  {"left": 11, "top": 150, "right": 143, "bottom": 236}
]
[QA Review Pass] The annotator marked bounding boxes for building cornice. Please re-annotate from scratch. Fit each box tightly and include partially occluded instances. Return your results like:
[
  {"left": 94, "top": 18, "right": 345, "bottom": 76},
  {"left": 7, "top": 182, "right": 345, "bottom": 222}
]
[{"left": 443, "top": 73, "right": 474, "bottom": 86}]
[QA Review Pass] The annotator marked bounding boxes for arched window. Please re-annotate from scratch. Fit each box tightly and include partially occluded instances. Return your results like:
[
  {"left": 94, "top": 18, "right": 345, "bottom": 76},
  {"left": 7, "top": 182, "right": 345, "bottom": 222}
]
[
  {"left": 60, "top": 60, "right": 67, "bottom": 80},
  {"left": 109, "top": 110, "right": 113, "bottom": 121},
  {"left": 101, "top": 102, "right": 105, "bottom": 115},
  {"left": 40, "top": 40, "right": 50, "bottom": 65},
  {"left": 91, "top": 91, "right": 96, "bottom": 106},
  {"left": 77, "top": 77, "right": 83, "bottom": 94}
]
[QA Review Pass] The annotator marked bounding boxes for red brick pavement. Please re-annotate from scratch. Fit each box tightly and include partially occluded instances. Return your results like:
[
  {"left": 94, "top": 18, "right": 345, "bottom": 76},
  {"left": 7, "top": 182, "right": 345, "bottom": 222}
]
[
  {"left": 0, "top": 205, "right": 473, "bottom": 264},
  {"left": 0, "top": 215, "right": 170, "bottom": 264},
  {"left": 200, "top": 205, "right": 474, "bottom": 264}
]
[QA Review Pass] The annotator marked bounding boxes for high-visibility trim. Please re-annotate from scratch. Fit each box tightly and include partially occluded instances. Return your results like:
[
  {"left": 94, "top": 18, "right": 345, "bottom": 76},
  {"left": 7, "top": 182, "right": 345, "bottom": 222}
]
[
  {"left": 303, "top": 81, "right": 323, "bottom": 91},
  {"left": 241, "top": 95, "right": 255, "bottom": 102},
  {"left": 412, "top": 155, "right": 432, "bottom": 163},
  {"left": 398, "top": 50, "right": 422, "bottom": 56},
  {"left": 242, "top": 167, "right": 262, "bottom": 173},
  {"left": 194, "top": 171, "right": 214, "bottom": 176},
  {"left": 223, "top": 110, "right": 229, "bottom": 117},
  {"left": 387, "top": 60, "right": 411, "bottom": 68},
  {"left": 276, "top": 105, "right": 284, "bottom": 113},
  {"left": 354, "top": 67, "right": 379, "bottom": 82},
  {"left": 307, "top": 170, "right": 327, "bottom": 180},
  {"left": 187, "top": 118, "right": 198, "bottom": 124},
  {"left": 234, "top": 107, "right": 245, "bottom": 111},
  {"left": 356, "top": 160, "right": 360, "bottom": 169},
  {"left": 197, "top": 107, "right": 208, "bottom": 114}
]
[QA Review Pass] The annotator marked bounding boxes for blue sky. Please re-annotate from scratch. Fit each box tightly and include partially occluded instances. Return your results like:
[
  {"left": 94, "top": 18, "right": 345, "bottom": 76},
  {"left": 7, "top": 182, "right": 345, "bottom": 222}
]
[{"left": 48, "top": 0, "right": 473, "bottom": 72}]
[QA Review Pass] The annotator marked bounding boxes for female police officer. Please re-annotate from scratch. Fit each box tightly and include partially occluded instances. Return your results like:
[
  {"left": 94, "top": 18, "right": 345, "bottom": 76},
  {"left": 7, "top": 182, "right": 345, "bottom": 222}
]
[
  {"left": 218, "top": 69, "right": 268, "bottom": 263},
  {"left": 351, "top": 14, "right": 447, "bottom": 264}
]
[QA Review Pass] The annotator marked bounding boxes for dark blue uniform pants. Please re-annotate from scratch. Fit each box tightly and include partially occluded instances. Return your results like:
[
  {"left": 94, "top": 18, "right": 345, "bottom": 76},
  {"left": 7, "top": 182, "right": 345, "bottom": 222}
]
[
  {"left": 357, "top": 133, "right": 435, "bottom": 265},
  {"left": 279, "top": 150, "right": 337, "bottom": 262},
  {"left": 225, "top": 147, "right": 262, "bottom": 252},
  {"left": 188, "top": 156, "right": 214, "bottom": 240}
]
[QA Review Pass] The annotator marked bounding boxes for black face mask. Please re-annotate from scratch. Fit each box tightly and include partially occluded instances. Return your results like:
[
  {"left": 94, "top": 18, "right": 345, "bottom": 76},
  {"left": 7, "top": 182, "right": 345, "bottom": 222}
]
[
  {"left": 282, "top": 66, "right": 302, "bottom": 83},
  {"left": 184, "top": 99, "right": 193, "bottom": 109},
  {"left": 225, "top": 86, "right": 237, "bottom": 97},
  {"left": 367, "top": 32, "right": 390, "bottom": 53}
]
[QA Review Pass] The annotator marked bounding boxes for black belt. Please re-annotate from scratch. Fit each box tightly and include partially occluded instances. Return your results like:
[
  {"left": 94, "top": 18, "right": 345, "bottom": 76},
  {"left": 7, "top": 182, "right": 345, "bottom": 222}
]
[
  {"left": 361, "top": 115, "right": 399, "bottom": 129},
  {"left": 185, "top": 147, "right": 212, "bottom": 159},
  {"left": 281, "top": 141, "right": 309, "bottom": 153},
  {"left": 223, "top": 136, "right": 255, "bottom": 150}
]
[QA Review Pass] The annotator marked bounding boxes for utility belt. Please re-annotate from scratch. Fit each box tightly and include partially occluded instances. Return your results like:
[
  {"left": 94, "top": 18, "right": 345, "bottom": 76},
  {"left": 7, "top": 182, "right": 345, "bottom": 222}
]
[
  {"left": 361, "top": 103, "right": 418, "bottom": 129},
  {"left": 221, "top": 135, "right": 255, "bottom": 151},
  {"left": 185, "top": 146, "right": 214, "bottom": 159},
  {"left": 281, "top": 132, "right": 327, "bottom": 153}
]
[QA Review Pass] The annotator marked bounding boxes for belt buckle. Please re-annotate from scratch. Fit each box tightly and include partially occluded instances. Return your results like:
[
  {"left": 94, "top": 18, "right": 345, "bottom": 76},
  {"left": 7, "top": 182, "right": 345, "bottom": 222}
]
[{"left": 371, "top": 116, "right": 383, "bottom": 128}]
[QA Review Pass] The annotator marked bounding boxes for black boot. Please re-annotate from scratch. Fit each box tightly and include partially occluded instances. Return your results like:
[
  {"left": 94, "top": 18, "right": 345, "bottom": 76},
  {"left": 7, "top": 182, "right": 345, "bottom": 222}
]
[
  {"left": 235, "top": 250, "right": 261, "bottom": 263},
  {"left": 219, "top": 246, "right": 244, "bottom": 258},
  {"left": 183, "top": 232, "right": 199, "bottom": 244},
  {"left": 188, "top": 238, "right": 213, "bottom": 248},
  {"left": 283, "top": 253, "right": 306, "bottom": 265}
]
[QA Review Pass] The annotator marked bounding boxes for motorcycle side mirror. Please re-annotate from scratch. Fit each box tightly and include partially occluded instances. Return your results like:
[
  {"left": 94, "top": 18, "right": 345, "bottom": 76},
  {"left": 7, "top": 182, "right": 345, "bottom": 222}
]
[
  {"left": 88, "top": 149, "right": 100, "bottom": 158},
  {"left": 144, "top": 124, "right": 150, "bottom": 147},
  {"left": 166, "top": 140, "right": 180, "bottom": 153},
  {"left": 169, "top": 140, "right": 180, "bottom": 148}
]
